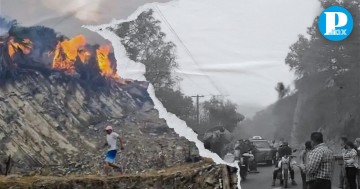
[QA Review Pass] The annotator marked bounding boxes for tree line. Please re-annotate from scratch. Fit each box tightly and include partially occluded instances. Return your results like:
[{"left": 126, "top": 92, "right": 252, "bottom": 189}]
[
  {"left": 110, "top": 9, "right": 245, "bottom": 136},
  {"left": 243, "top": 0, "right": 360, "bottom": 144}
]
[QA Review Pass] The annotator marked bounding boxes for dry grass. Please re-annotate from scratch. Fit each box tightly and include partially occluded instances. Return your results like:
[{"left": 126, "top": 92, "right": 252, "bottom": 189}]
[{"left": 0, "top": 158, "right": 215, "bottom": 189}]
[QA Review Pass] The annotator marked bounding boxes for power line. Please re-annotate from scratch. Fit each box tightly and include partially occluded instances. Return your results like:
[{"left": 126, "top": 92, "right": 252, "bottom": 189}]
[
  {"left": 173, "top": 67, "right": 215, "bottom": 96},
  {"left": 153, "top": 5, "right": 226, "bottom": 97},
  {"left": 149, "top": 8, "right": 215, "bottom": 95},
  {"left": 155, "top": 6, "right": 223, "bottom": 96}
]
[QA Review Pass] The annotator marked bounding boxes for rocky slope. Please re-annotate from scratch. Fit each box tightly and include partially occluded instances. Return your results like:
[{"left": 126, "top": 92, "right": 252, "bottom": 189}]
[{"left": 0, "top": 71, "right": 198, "bottom": 176}]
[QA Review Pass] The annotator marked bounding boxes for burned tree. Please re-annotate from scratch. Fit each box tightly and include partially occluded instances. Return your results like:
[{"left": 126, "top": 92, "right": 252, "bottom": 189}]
[
  {"left": 0, "top": 17, "right": 32, "bottom": 80},
  {"left": 275, "top": 82, "right": 290, "bottom": 99}
]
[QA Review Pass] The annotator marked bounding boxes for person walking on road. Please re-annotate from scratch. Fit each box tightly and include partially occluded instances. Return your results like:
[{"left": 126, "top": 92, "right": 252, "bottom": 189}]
[
  {"left": 99, "top": 125, "right": 125, "bottom": 175},
  {"left": 299, "top": 132, "right": 334, "bottom": 189},
  {"left": 343, "top": 141, "right": 359, "bottom": 189}
]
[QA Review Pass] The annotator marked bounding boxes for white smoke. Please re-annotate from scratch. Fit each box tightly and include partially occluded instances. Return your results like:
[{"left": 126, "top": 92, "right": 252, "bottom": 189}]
[{"left": 41, "top": 0, "right": 102, "bottom": 22}]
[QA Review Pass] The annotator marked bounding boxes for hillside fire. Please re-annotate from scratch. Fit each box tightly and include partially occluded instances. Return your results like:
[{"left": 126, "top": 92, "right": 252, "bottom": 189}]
[
  {"left": 52, "top": 35, "right": 87, "bottom": 75},
  {"left": 0, "top": 22, "right": 123, "bottom": 84},
  {"left": 7, "top": 37, "right": 32, "bottom": 59},
  {"left": 96, "top": 45, "right": 120, "bottom": 79},
  {"left": 51, "top": 35, "right": 119, "bottom": 79}
]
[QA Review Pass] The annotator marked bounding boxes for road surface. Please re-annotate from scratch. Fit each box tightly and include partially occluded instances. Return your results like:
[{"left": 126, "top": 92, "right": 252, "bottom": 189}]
[{"left": 240, "top": 163, "right": 342, "bottom": 189}]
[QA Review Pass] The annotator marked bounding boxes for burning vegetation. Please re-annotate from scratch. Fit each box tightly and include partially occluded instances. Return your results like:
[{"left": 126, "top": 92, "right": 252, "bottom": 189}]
[
  {"left": 52, "top": 35, "right": 87, "bottom": 75},
  {"left": 0, "top": 17, "right": 122, "bottom": 85},
  {"left": 96, "top": 45, "right": 120, "bottom": 79},
  {"left": 8, "top": 37, "right": 32, "bottom": 59}
]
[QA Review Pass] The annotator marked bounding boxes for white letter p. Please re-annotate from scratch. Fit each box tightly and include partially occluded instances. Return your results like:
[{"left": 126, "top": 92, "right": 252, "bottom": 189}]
[{"left": 324, "top": 12, "right": 348, "bottom": 35}]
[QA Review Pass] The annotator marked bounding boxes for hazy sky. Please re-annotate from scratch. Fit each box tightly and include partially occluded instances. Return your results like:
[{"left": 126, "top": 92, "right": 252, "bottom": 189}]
[
  {"left": 0, "top": 0, "right": 322, "bottom": 117},
  {"left": 0, "top": 0, "right": 171, "bottom": 44},
  {"left": 154, "top": 0, "right": 322, "bottom": 116}
]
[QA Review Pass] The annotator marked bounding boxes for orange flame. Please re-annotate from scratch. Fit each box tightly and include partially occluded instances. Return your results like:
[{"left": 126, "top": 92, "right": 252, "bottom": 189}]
[
  {"left": 78, "top": 48, "right": 91, "bottom": 63},
  {"left": 96, "top": 45, "right": 119, "bottom": 79},
  {"left": 8, "top": 37, "right": 32, "bottom": 59},
  {"left": 52, "top": 35, "right": 86, "bottom": 74}
]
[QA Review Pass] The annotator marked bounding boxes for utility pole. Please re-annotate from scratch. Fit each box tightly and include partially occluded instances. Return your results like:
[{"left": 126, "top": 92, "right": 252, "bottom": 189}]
[
  {"left": 191, "top": 95, "right": 205, "bottom": 125},
  {"left": 186, "top": 95, "right": 204, "bottom": 162}
]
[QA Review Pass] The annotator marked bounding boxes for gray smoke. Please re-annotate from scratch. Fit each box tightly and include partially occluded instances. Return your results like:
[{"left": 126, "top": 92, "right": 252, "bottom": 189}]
[{"left": 0, "top": 17, "right": 15, "bottom": 37}]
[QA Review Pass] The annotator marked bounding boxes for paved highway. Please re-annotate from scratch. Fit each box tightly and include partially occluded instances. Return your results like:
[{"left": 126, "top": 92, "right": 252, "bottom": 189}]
[{"left": 240, "top": 163, "right": 342, "bottom": 189}]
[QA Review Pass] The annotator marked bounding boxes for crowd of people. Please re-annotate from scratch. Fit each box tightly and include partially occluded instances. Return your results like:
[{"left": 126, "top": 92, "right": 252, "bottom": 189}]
[
  {"left": 282, "top": 132, "right": 360, "bottom": 189},
  {"left": 297, "top": 132, "right": 334, "bottom": 189},
  {"left": 335, "top": 137, "right": 360, "bottom": 189},
  {"left": 241, "top": 132, "right": 360, "bottom": 189},
  {"left": 97, "top": 125, "right": 360, "bottom": 189}
]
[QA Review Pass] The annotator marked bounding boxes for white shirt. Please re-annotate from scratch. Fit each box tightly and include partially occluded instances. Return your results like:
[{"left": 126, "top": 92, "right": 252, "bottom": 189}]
[{"left": 106, "top": 132, "right": 119, "bottom": 151}]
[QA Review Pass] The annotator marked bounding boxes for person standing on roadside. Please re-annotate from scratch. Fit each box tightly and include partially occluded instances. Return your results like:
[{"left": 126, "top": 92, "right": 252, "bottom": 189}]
[
  {"left": 299, "top": 141, "right": 312, "bottom": 189},
  {"left": 340, "top": 136, "right": 350, "bottom": 189},
  {"left": 299, "top": 132, "right": 334, "bottom": 189},
  {"left": 343, "top": 141, "right": 359, "bottom": 189},
  {"left": 354, "top": 138, "right": 360, "bottom": 189}
]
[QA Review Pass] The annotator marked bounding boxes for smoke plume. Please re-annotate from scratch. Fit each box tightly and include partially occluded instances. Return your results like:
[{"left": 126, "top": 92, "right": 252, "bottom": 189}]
[{"left": 41, "top": 0, "right": 103, "bottom": 23}]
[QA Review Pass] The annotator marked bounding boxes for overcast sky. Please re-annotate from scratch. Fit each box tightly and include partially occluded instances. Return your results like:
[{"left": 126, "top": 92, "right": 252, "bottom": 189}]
[
  {"left": 0, "top": 0, "right": 171, "bottom": 44},
  {"left": 0, "top": 0, "right": 322, "bottom": 117},
  {"left": 154, "top": 0, "right": 322, "bottom": 117}
]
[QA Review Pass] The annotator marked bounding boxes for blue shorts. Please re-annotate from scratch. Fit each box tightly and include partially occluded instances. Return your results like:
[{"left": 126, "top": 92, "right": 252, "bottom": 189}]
[{"left": 105, "top": 150, "right": 117, "bottom": 164}]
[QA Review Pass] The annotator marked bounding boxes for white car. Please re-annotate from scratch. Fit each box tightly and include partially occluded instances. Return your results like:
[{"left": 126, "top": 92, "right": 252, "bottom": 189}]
[{"left": 251, "top": 136, "right": 263, "bottom": 140}]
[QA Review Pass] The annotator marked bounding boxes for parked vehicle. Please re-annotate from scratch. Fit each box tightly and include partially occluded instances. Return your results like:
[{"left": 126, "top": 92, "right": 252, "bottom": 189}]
[
  {"left": 251, "top": 136, "right": 263, "bottom": 140},
  {"left": 250, "top": 138, "right": 273, "bottom": 165}
]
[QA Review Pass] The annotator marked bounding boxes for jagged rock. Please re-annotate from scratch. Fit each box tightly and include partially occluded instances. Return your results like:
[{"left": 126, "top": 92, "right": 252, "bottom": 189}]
[{"left": 0, "top": 73, "right": 197, "bottom": 176}]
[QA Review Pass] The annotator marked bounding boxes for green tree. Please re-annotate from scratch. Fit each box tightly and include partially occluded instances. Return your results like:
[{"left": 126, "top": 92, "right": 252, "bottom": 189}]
[
  {"left": 110, "top": 9, "right": 179, "bottom": 90},
  {"left": 110, "top": 9, "right": 203, "bottom": 126},
  {"left": 202, "top": 97, "right": 244, "bottom": 132},
  {"left": 155, "top": 87, "right": 196, "bottom": 124},
  {"left": 284, "top": 0, "right": 360, "bottom": 142}
]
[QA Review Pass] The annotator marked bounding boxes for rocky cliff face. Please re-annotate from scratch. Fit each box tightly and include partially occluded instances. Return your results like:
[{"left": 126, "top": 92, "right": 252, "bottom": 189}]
[{"left": 0, "top": 71, "right": 196, "bottom": 176}]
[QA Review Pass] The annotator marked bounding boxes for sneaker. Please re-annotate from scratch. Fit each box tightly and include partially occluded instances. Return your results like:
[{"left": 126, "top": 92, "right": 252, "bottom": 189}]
[{"left": 292, "top": 180, "right": 297, "bottom": 185}]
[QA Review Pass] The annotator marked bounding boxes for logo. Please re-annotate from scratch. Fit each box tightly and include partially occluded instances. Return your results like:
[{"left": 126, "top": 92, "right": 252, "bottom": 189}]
[{"left": 318, "top": 6, "right": 353, "bottom": 41}]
